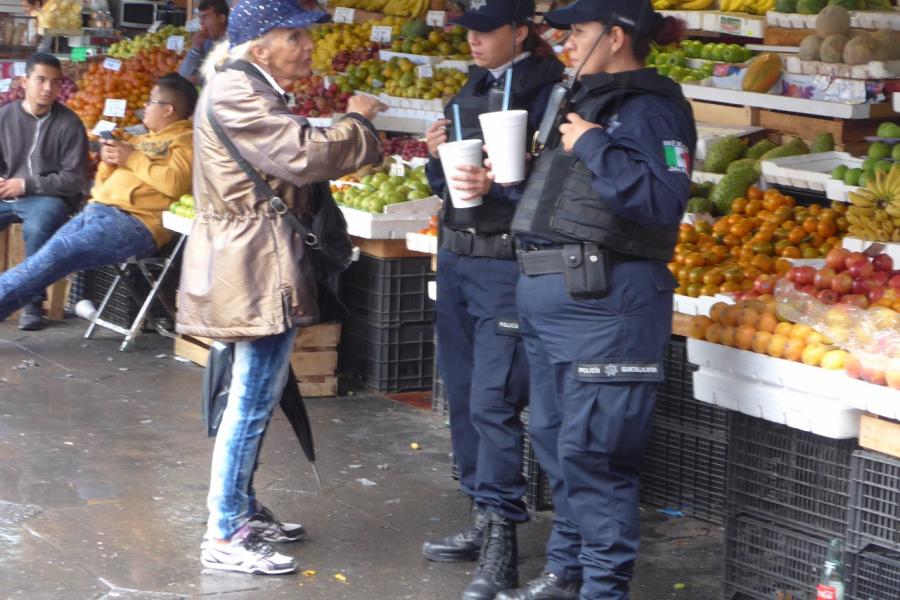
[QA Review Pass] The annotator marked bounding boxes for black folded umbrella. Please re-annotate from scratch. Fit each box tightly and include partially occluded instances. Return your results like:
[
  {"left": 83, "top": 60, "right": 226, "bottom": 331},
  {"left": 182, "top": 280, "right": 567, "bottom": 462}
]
[{"left": 202, "top": 342, "right": 321, "bottom": 486}]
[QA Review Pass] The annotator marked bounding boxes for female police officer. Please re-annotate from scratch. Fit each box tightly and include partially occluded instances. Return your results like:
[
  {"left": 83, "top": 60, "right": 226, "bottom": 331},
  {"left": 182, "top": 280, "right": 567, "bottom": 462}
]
[
  {"left": 495, "top": 0, "right": 696, "bottom": 598},
  {"left": 421, "top": 2, "right": 564, "bottom": 599}
]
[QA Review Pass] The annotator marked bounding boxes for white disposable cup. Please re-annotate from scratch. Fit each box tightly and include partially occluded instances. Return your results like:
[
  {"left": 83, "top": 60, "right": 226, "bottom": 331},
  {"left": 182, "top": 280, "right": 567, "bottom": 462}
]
[
  {"left": 479, "top": 109, "right": 528, "bottom": 184},
  {"left": 438, "top": 139, "right": 485, "bottom": 208},
  {"left": 75, "top": 299, "right": 98, "bottom": 322}
]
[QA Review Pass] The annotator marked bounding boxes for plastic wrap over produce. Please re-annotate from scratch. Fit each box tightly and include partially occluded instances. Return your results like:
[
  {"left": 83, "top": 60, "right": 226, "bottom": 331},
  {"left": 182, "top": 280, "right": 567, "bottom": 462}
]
[{"left": 775, "top": 278, "right": 900, "bottom": 373}]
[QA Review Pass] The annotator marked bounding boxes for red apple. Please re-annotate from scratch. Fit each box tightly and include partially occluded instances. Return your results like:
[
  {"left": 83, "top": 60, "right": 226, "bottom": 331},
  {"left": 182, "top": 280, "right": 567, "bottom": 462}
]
[
  {"left": 841, "top": 294, "right": 870, "bottom": 309},
  {"left": 826, "top": 247, "right": 852, "bottom": 272},
  {"left": 848, "top": 259, "right": 875, "bottom": 280},
  {"left": 845, "top": 353, "right": 862, "bottom": 379},
  {"left": 852, "top": 279, "right": 871, "bottom": 296},
  {"left": 800, "top": 284, "right": 817, "bottom": 295},
  {"left": 868, "top": 287, "right": 886, "bottom": 304},
  {"left": 832, "top": 272, "right": 853, "bottom": 295},
  {"left": 872, "top": 254, "right": 894, "bottom": 273},
  {"left": 861, "top": 364, "right": 887, "bottom": 386},
  {"left": 814, "top": 267, "right": 835, "bottom": 290},
  {"left": 754, "top": 274, "right": 776, "bottom": 295},
  {"left": 817, "top": 289, "right": 840, "bottom": 304},
  {"left": 845, "top": 252, "right": 868, "bottom": 270},
  {"left": 872, "top": 271, "right": 890, "bottom": 287},
  {"left": 889, "top": 274, "right": 900, "bottom": 290},
  {"left": 795, "top": 266, "right": 816, "bottom": 286}
]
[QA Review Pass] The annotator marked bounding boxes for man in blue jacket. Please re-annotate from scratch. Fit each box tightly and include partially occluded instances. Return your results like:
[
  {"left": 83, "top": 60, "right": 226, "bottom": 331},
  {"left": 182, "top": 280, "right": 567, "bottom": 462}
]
[{"left": 178, "top": 0, "right": 229, "bottom": 84}]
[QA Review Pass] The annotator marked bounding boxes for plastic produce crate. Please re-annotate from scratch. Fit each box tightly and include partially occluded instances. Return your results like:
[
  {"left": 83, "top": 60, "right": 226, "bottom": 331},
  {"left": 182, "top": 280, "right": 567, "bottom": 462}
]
[
  {"left": 65, "top": 265, "right": 177, "bottom": 330},
  {"left": 340, "top": 316, "right": 434, "bottom": 392},
  {"left": 640, "top": 420, "right": 728, "bottom": 524},
  {"left": 655, "top": 335, "right": 730, "bottom": 439},
  {"left": 520, "top": 408, "right": 553, "bottom": 512},
  {"left": 724, "top": 514, "right": 830, "bottom": 600},
  {"left": 727, "top": 414, "right": 854, "bottom": 539},
  {"left": 849, "top": 548, "right": 900, "bottom": 600},
  {"left": 341, "top": 253, "right": 434, "bottom": 326},
  {"left": 849, "top": 450, "right": 900, "bottom": 554}
]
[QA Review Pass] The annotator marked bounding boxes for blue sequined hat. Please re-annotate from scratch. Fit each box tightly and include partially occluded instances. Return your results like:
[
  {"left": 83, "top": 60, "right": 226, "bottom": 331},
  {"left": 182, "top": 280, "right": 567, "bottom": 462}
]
[{"left": 228, "top": 0, "right": 330, "bottom": 48}]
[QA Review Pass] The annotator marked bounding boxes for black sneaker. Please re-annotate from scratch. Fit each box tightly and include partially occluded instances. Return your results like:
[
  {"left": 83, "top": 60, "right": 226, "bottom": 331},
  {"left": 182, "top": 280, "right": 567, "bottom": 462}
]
[
  {"left": 18, "top": 302, "right": 43, "bottom": 331},
  {"left": 200, "top": 526, "right": 297, "bottom": 575},
  {"left": 247, "top": 505, "right": 306, "bottom": 543},
  {"left": 495, "top": 572, "right": 581, "bottom": 600}
]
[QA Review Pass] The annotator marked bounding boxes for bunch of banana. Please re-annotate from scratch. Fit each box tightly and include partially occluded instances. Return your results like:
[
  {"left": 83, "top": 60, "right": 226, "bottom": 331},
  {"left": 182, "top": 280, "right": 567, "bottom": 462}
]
[
  {"left": 681, "top": 0, "right": 716, "bottom": 9},
  {"left": 720, "top": 0, "right": 750, "bottom": 11},
  {"left": 746, "top": 0, "right": 775, "bottom": 14},
  {"left": 652, "top": 0, "right": 681, "bottom": 9},
  {"left": 383, "top": 0, "right": 430, "bottom": 17},
  {"left": 847, "top": 164, "right": 900, "bottom": 242}
]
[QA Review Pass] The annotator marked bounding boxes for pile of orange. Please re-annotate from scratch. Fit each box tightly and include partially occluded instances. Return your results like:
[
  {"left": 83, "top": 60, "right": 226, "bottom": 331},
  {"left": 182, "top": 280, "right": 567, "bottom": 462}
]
[
  {"left": 66, "top": 49, "right": 183, "bottom": 130},
  {"left": 671, "top": 187, "right": 850, "bottom": 297},
  {"left": 688, "top": 299, "right": 849, "bottom": 369}
]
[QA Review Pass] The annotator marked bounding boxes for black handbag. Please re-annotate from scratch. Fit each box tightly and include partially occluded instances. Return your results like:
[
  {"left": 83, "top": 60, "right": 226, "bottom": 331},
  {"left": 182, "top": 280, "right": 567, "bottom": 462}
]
[{"left": 205, "top": 105, "right": 354, "bottom": 314}]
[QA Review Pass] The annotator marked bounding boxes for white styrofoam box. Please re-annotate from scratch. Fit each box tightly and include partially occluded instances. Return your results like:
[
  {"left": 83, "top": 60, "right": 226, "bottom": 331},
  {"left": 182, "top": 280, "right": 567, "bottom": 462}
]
[
  {"left": 894, "top": 92, "right": 899, "bottom": 113},
  {"left": 306, "top": 117, "right": 334, "bottom": 127},
  {"left": 765, "top": 11, "right": 816, "bottom": 28},
  {"left": 428, "top": 280, "right": 436, "bottom": 301},
  {"left": 695, "top": 123, "right": 765, "bottom": 160},
  {"left": 378, "top": 50, "right": 444, "bottom": 65},
  {"left": 842, "top": 377, "right": 900, "bottom": 420},
  {"left": 369, "top": 113, "right": 438, "bottom": 135},
  {"left": 851, "top": 9, "right": 900, "bottom": 31},
  {"left": 693, "top": 367, "right": 861, "bottom": 439},
  {"left": 162, "top": 211, "right": 193, "bottom": 236},
  {"left": 825, "top": 177, "right": 861, "bottom": 203},
  {"left": 340, "top": 195, "right": 441, "bottom": 240},
  {"left": 691, "top": 170, "right": 725, "bottom": 184},
  {"left": 682, "top": 83, "right": 880, "bottom": 119},
  {"left": 390, "top": 156, "right": 429, "bottom": 168},
  {"left": 405, "top": 232, "right": 438, "bottom": 255},
  {"left": 378, "top": 93, "right": 446, "bottom": 113},
  {"left": 673, "top": 293, "right": 735, "bottom": 317},
  {"left": 784, "top": 56, "right": 900, "bottom": 80},
  {"left": 842, "top": 237, "right": 900, "bottom": 263},
  {"left": 761, "top": 152, "right": 861, "bottom": 192},
  {"left": 687, "top": 338, "right": 851, "bottom": 400}
]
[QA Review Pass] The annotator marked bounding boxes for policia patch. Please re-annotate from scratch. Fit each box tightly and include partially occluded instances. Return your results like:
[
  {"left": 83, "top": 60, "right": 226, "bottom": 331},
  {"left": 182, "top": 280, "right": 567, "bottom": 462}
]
[
  {"left": 495, "top": 318, "right": 521, "bottom": 336},
  {"left": 662, "top": 140, "right": 691, "bottom": 176},
  {"left": 575, "top": 361, "right": 664, "bottom": 383}
]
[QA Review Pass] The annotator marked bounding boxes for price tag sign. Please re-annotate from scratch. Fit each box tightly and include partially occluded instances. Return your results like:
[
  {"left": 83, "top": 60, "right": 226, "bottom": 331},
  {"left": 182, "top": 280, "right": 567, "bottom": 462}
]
[
  {"left": 102, "top": 57, "right": 122, "bottom": 72},
  {"left": 0, "top": 79, "right": 10, "bottom": 93},
  {"left": 91, "top": 120, "right": 117, "bottom": 136},
  {"left": 370, "top": 25, "right": 393, "bottom": 44},
  {"left": 719, "top": 15, "right": 741, "bottom": 35},
  {"left": 148, "top": 20, "right": 162, "bottom": 33},
  {"left": 323, "top": 75, "right": 333, "bottom": 89},
  {"left": 333, "top": 7, "right": 355, "bottom": 24},
  {"left": 166, "top": 35, "right": 185, "bottom": 53},
  {"left": 417, "top": 64, "right": 433, "bottom": 78},
  {"left": 103, "top": 99, "right": 127, "bottom": 118},
  {"left": 390, "top": 162, "right": 406, "bottom": 177},
  {"left": 12, "top": 62, "right": 26, "bottom": 77},
  {"left": 185, "top": 18, "right": 201, "bottom": 32},
  {"left": 71, "top": 47, "right": 88, "bottom": 62},
  {"left": 426, "top": 11, "right": 446, "bottom": 27}
]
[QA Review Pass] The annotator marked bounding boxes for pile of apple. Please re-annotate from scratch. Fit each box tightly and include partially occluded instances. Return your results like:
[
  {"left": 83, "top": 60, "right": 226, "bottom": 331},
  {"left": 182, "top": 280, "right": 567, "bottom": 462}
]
[
  {"left": 291, "top": 77, "right": 351, "bottom": 118},
  {"left": 332, "top": 166, "right": 432, "bottom": 213},
  {"left": 383, "top": 136, "right": 428, "bottom": 160},
  {"left": 330, "top": 43, "right": 382, "bottom": 74},
  {"left": 168, "top": 194, "right": 195, "bottom": 219},
  {"left": 782, "top": 248, "right": 898, "bottom": 310}
]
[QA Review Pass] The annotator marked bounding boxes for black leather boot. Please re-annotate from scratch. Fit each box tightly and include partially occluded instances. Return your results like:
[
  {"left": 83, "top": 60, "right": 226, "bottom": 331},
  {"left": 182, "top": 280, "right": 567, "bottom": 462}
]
[
  {"left": 495, "top": 572, "right": 580, "bottom": 600},
  {"left": 462, "top": 513, "right": 518, "bottom": 600},
  {"left": 423, "top": 504, "right": 489, "bottom": 562},
  {"left": 18, "top": 301, "right": 43, "bottom": 331}
]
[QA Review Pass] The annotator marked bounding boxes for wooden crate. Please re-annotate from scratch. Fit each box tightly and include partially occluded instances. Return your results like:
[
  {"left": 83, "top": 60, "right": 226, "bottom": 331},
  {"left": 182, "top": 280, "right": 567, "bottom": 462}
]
[
  {"left": 174, "top": 334, "right": 213, "bottom": 367},
  {"left": 350, "top": 236, "right": 429, "bottom": 259},
  {"left": 2, "top": 223, "right": 67, "bottom": 320},
  {"left": 671, "top": 312, "right": 693, "bottom": 338},
  {"left": 859, "top": 414, "right": 900, "bottom": 460},
  {"left": 758, "top": 109, "right": 893, "bottom": 147},
  {"left": 689, "top": 100, "right": 760, "bottom": 128},
  {"left": 295, "top": 321, "right": 341, "bottom": 349}
]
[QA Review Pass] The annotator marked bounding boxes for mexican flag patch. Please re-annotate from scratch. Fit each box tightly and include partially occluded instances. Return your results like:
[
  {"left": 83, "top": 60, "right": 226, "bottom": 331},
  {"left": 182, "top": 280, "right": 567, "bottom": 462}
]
[{"left": 663, "top": 140, "right": 691, "bottom": 176}]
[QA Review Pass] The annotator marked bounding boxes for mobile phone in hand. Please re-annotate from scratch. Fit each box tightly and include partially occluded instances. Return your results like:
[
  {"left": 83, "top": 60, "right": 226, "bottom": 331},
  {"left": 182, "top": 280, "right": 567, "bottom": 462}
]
[{"left": 99, "top": 130, "right": 115, "bottom": 141}]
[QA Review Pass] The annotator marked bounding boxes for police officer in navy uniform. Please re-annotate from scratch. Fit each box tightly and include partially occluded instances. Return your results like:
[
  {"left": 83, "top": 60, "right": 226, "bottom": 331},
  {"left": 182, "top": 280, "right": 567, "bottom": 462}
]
[
  {"left": 421, "top": 1, "right": 565, "bottom": 599},
  {"left": 492, "top": 0, "right": 696, "bottom": 598}
]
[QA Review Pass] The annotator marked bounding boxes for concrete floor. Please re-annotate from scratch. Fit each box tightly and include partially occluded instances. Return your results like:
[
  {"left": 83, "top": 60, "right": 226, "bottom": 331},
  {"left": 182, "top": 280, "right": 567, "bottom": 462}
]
[{"left": 0, "top": 320, "right": 724, "bottom": 600}]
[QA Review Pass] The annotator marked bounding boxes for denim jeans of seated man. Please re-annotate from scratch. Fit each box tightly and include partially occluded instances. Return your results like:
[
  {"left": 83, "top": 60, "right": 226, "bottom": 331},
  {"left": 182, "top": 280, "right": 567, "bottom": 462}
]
[
  {"left": 0, "top": 202, "right": 157, "bottom": 320},
  {"left": 207, "top": 328, "right": 299, "bottom": 540},
  {"left": 0, "top": 195, "right": 72, "bottom": 304}
]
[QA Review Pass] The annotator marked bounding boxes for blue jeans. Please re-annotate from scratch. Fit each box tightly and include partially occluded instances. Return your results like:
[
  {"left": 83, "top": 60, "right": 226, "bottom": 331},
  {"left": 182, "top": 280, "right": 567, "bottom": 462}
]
[
  {"left": 0, "top": 203, "right": 157, "bottom": 320},
  {"left": 0, "top": 195, "right": 70, "bottom": 304},
  {"left": 207, "top": 328, "right": 299, "bottom": 540}
]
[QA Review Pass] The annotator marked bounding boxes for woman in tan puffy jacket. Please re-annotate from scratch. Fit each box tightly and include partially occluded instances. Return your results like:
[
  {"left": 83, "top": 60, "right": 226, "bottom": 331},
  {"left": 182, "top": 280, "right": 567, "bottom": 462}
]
[{"left": 176, "top": 0, "right": 385, "bottom": 576}]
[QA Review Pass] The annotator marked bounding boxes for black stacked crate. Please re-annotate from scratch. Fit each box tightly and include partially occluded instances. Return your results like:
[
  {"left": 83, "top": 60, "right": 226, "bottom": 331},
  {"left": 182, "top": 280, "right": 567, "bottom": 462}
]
[
  {"left": 339, "top": 254, "right": 434, "bottom": 392},
  {"left": 723, "top": 414, "right": 856, "bottom": 600},
  {"left": 65, "top": 264, "right": 178, "bottom": 330},
  {"left": 520, "top": 408, "right": 553, "bottom": 512},
  {"left": 848, "top": 548, "right": 900, "bottom": 600},
  {"left": 640, "top": 335, "right": 730, "bottom": 524}
]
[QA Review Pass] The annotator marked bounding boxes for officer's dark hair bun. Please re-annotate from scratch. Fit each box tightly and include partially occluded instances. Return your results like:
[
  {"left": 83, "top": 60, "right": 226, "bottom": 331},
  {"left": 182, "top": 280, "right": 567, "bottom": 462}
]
[{"left": 632, "top": 16, "right": 686, "bottom": 61}]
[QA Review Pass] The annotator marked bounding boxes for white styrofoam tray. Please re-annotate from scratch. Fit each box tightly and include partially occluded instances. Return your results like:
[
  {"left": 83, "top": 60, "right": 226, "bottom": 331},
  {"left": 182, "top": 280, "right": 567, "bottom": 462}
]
[
  {"left": 766, "top": 10, "right": 900, "bottom": 30},
  {"left": 672, "top": 293, "right": 735, "bottom": 317},
  {"left": 340, "top": 195, "right": 441, "bottom": 240},
  {"left": 162, "top": 210, "right": 193, "bottom": 236},
  {"left": 842, "top": 237, "right": 900, "bottom": 263},
  {"left": 761, "top": 152, "right": 862, "bottom": 192},
  {"left": 842, "top": 377, "right": 900, "bottom": 420},
  {"left": 825, "top": 177, "right": 861, "bottom": 203},
  {"left": 405, "top": 231, "right": 438, "bottom": 254},
  {"left": 682, "top": 83, "right": 881, "bottom": 119},
  {"left": 695, "top": 123, "right": 765, "bottom": 161},
  {"left": 785, "top": 56, "right": 900, "bottom": 80},
  {"left": 378, "top": 50, "right": 445, "bottom": 65},
  {"left": 692, "top": 367, "right": 861, "bottom": 439}
]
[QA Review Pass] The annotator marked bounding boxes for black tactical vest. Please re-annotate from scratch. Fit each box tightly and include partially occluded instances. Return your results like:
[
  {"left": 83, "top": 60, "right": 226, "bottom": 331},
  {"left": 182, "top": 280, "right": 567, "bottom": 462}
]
[
  {"left": 441, "top": 54, "right": 565, "bottom": 235},
  {"left": 512, "top": 71, "right": 692, "bottom": 262}
]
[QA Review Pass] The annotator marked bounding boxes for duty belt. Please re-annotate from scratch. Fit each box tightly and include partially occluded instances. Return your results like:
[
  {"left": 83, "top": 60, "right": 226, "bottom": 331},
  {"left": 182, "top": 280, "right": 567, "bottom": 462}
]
[
  {"left": 517, "top": 245, "right": 640, "bottom": 275},
  {"left": 441, "top": 227, "right": 516, "bottom": 260}
]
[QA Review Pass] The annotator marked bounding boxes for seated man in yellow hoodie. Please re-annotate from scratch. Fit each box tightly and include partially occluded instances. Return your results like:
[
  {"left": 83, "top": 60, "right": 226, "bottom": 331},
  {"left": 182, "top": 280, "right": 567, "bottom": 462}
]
[{"left": 0, "top": 72, "right": 196, "bottom": 321}]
